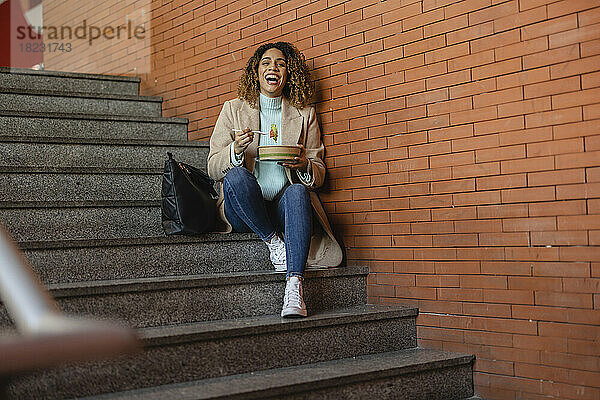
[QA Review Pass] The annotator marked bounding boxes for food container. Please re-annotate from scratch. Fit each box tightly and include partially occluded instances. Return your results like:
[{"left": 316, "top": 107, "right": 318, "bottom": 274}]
[{"left": 257, "top": 145, "right": 302, "bottom": 161}]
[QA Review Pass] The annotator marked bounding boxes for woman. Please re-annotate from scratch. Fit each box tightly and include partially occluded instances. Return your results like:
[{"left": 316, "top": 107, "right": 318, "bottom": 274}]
[{"left": 207, "top": 42, "right": 342, "bottom": 318}]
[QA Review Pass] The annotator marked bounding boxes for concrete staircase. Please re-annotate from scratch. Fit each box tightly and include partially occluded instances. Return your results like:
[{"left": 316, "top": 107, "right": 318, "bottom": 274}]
[{"left": 0, "top": 68, "right": 474, "bottom": 399}]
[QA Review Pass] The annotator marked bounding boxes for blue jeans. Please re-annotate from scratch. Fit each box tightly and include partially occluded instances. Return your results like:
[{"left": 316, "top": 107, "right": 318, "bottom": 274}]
[{"left": 223, "top": 167, "right": 312, "bottom": 278}]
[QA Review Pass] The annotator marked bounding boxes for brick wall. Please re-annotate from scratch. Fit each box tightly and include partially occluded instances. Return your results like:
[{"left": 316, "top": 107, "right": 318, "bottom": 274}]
[
  {"left": 44, "top": 0, "right": 600, "bottom": 399},
  {"left": 42, "top": 0, "right": 151, "bottom": 75}
]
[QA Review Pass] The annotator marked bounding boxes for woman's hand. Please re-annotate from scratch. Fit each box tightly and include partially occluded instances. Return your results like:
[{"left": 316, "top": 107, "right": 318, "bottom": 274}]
[
  {"left": 281, "top": 144, "right": 308, "bottom": 172},
  {"left": 233, "top": 128, "right": 254, "bottom": 155}
]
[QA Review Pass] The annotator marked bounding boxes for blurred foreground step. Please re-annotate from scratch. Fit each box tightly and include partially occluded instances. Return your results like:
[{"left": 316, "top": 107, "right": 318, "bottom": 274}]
[
  {"left": 6, "top": 306, "right": 422, "bottom": 399},
  {"left": 81, "top": 348, "right": 474, "bottom": 400}
]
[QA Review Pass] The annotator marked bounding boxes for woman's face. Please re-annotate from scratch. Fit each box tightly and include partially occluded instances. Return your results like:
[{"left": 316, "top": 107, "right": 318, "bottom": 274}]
[{"left": 257, "top": 47, "right": 287, "bottom": 98}]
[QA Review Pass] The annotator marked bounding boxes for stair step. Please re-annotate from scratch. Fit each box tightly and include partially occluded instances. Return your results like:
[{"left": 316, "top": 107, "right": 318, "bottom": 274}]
[
  {"left": 0, "top": 67, "right": 140, "bottom": 96},
  {"left": 0, "top": 267, "right": 368, "bottom": 328},
  {"left": 81, "top": 348, "right": 474, "bottom": 400},
  {"left": 0, "top": 171, "right": 163, "bottom": 203},
  {"left": 0, "top": 89, "right": 162, "bottom": 117},
  {"left": 18, "top": 234, "right": 274, "bottom": 283},
  {"left": 0, "top": 111, "right": 188, "bottom": 142},
  {"left": 5, "top": 306, "right": 419, "bottom": 399},
  {"left": 0, "top": 138, "right": 208, "bottom": 170}
]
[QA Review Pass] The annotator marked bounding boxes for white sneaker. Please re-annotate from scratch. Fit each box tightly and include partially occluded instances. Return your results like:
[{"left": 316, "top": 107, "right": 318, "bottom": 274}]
[
  {"left": 265, "top": 234, "right": 286, "bottom": 272},
  {"left": 281, "top": 276, "right": 307, "bottom": 318}
]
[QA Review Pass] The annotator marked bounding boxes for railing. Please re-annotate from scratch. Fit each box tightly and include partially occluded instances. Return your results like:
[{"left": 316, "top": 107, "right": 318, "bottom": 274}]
[{"left": 0, "top": 226, "right": 140, "bottom": 376}]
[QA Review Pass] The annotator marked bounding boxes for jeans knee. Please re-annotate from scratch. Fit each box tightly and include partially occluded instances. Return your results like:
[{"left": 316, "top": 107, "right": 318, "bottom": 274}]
[
  {"left": 285, "top": 183, "right": 310, "bottom": 203},
  {"left": 224, "top": 167, "right": 253, "bottom": 187}
]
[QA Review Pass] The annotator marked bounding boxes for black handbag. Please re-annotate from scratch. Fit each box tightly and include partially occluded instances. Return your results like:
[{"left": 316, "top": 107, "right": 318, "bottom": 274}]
[{"left": 161, "top": 152, "right": 218, "bottom": 235}]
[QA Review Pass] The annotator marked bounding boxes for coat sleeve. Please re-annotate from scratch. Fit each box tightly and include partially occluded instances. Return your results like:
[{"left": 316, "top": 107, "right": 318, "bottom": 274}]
[
  {"left": 207, "top": 101, "right": 236, "bottom": 181},
  {"left": 302, "top": 106, "right": 326, "bottom": 189}
]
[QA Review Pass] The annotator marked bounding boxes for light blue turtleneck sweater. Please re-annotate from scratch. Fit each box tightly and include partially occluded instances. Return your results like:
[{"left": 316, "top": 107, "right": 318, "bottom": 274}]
[{"left": 255, "top": 94, "right": 288, "bottom": 200}]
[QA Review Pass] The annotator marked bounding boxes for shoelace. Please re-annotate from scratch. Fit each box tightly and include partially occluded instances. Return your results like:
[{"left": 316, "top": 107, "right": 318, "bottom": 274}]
[{"left": 284, "top": 282, "right": 302, "bottom": 307}]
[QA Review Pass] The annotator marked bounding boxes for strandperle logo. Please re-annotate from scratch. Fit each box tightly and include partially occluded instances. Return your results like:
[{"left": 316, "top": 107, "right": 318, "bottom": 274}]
[{"left": 16, "top": 20, "right": 146, "bottom": 46}]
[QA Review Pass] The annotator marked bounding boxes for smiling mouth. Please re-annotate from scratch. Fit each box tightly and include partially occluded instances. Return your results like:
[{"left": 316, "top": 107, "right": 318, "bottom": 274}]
[{"left": 265, "top": 74, "right": 279, "bottom": 85}]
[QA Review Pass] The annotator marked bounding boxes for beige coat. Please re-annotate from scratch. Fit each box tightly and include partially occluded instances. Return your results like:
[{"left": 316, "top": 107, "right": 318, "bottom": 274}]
[{"left": 207, "top": 97, "right": 343, "bottom": 267}]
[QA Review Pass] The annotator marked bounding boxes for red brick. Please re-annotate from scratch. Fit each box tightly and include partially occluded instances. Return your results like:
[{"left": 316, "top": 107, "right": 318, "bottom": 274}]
[
  {"left": 429, "top": 125, "right": 473, "bottom": 143},
  {"left": 557, "top": 182, "right": 600, "bottom": 200},
  {"left": 455, "top": 219, "right": 503, "bottom": 233},
  {"left": 504, "top": 247, "right": 559, "bottom": 261},
  {"left": 558, "top": 215, "right": 600, "bottom": 230},
  {"left": 448, "top": 49, "right": 495, "bottom": 72},
  {"left": 388, "top": 131, "right": 428, "bottom": 148},
  {"left": 431, "top": 206, "right": 478, "bottom": 221},
  {"left": 387, "top": 105, "right": 427, "bottom": 124},
  {"left": 551, "top": 54, "right": 600, "bottom": 80},
  {"left": 426, "top": 43, "right": 470, "bottom": 65},
  {"left": 494, "top": 4, "right": 547, "bottom": 33},
  {"left": 329, "top": 55, "right": 365, "bottom": 76},
  {"left": 381, "top": 27, "right": 423, "bottom": 50},
  {"left": 585, "top": 103, "right": 600, "bottom": 120},
  {"left": 406, "top": 87, "right": 448, "bottom": 108},
  {"left": 503, "top": 186, "right": 556, "bottom": 203},
  {"left": 503, "top": 216, "right": 557, "bottom": 232},
  {"left": 521, "top": 13, "right": 578, "bottom": 40},
  {"left": 480, "top": 232, "right": 530, "bottom": 246},
  {"left": 481, "top": 261, "right": 531, "bottom": 276},
  {"left": 475, "top": 116, "right": 525, "bottom": 136},
  {"left": 470, "top": 28, "right": 520, "bottom": 53},
  {"left": 550, "top": 24, "right": 600, "bottom": 50},
  {"left": 529, "top": 138, "right": 585, "bottom": 157},
  {"left": 450, "top": 78, "right": 496, "bottom": 99},
  {"left": 473, "top": 58, "right": 522, "bottom": 81},
  {"left": 474, "top": 87, "right": 523, "bottom": 109},
  {"left": 526, "top": 107, "right": 583, "bottom": 129},
  {"left": 476, "top": 144, "right": 526, "bottom": 162},
  {"left": 553, "top": 120, "right": 600, "bottom": 140},
  {"left": 387, "top": 80, "right": 426, "bottom": 98},
  {"left": 447, "top": 21, "right": 495, "bottom": 45},
  {"left": 524, "top": 76, "right": 581, "bottom": 99},
  {"left": 438, "top": 287, "right": 483, "bottom": 302},
  {"left": 529, "top": 200, "right": 587, "bottom": 217},
  {"left": 410, "top": 194, "right": 454, "bottom": 209},
  {"left": 432, "top": 178, "right": 476, "bottom": 194},
  {"left": 454, "top": 190, "right": 501, "bottom": 206},
  {"left": 533, "top": 229, "right": 590, "bottom": 246},
  {"left": 416, "top": 274, "right": 460, "bottom": 287},
  {"left": 529, "top": 169, "right": 586, "bottom": 187},
  {"left": 456, "top": 246, "right": 505, "bottom": 259},
  {"left": 581, "top": 39, "right": 600, "bottom": 57},
  {"left": 453, "top": 162, "right": 500, "bottom": 179},
  {"left": 587, "top": 134, "right": 600, "bottom": 150},
  {"left": 548, "top": 0, "right": 599, "bottom": 18},
  {"left": 478, "top": 204, "right": 529, "bottom": 219},
  {"left": 496, "top": 37, "right": 548, "bottom": 62},
  {"left": 497, "top": 67, "right": 550, "bottom": 90},
  {"left": 484, "top": 289, "right": 534, "bottom": 304},
  {"left": 501, "top": 156, "right": 554, "bottom": 174},
  {"left": 589, "top": 167, "right": 600, "bottom": 182},
  {"left": 524, "top": 43, "right": 581, "bottom": 70},
  {"left": 563, "top": 277, "right": 600, "bottom": 294},
  {"left": 452, "top": 134, "right": 499, "bottom": 152},
  {"left": 461, "top": 275, "right": 507, "bottom": 289},
  {"left": 536, "top": 291, "right": 593, "bottom": 308},
  {"left": 556, "top": 150, "right": 600, "bottom": 169},
  {"left": 553, "top": 87, "right": 600, "bottom": 110},
  {"left": 424, "top": 14, "right": 469, "bottom": 37},
  {"left": 498, "top": 97, "right": 552, "bottom": 118},
  {"left": 390, "top": 182, "right": 430, "bottom": 198},
  {"left": 410, "top": 167, "right": 453, "bottom": 183},
  {"left": 392, "top": 234, "right": 433, "bottom": 247},
  {"left": 431, "top": 151, "right": 475, "bottom": 168},
  {"left": 427, "top": 70, "right": 472, "bottom": 91},
  {"left": 477, "top": 174, "right": 527, "bottom": 190}
]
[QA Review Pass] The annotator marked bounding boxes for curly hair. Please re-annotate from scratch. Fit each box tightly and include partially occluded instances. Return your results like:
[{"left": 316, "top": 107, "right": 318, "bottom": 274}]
[{"left": 238, "top": 42, "right": 313, "bottom": 109}]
